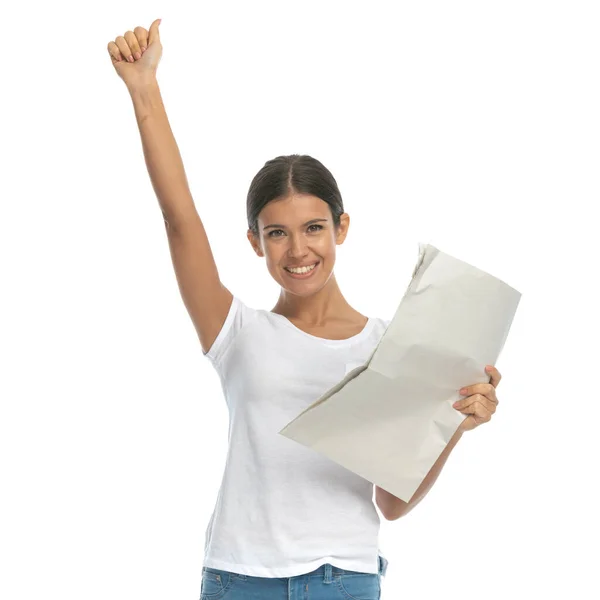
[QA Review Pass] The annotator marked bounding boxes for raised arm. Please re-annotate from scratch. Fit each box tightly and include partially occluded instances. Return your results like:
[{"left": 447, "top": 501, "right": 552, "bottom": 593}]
[
  {"left": 109, "top": 20, "right": 233, "bottom": 354},
  {"left": 131, "top": 80, "right": 232, "bottom": 354}
]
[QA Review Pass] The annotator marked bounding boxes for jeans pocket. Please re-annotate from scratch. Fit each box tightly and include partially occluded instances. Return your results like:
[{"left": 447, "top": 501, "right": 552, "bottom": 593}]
[
  {"left": 336, "top": 573, "right": 380, "bottom": 600},
  {"left": 200, "top": 567, "right": 232, "bottom": 599}
]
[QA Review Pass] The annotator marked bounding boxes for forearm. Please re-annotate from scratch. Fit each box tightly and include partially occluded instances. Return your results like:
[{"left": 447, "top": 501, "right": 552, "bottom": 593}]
[
  {"left": 376, "top": 426, "right": 464, "bottom": 519},
  {"left": 128, "top": 79, "right": 196, "bottom": 230}
]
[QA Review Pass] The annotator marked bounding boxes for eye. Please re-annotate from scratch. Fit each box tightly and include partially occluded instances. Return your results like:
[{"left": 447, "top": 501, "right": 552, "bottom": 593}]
[{"left": 267, "top": 224, "right": 324, "bottom": 238}]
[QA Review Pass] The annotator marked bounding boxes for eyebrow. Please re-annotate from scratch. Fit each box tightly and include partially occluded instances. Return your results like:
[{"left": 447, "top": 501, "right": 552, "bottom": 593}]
[{"left": 263, "top": 218, "right": 328, "bottom": 231}]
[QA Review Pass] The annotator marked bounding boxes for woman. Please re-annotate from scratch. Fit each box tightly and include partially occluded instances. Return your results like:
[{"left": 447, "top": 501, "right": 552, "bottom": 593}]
[{"left": 107, "top": 19, "right": 502, "bottom": 600}]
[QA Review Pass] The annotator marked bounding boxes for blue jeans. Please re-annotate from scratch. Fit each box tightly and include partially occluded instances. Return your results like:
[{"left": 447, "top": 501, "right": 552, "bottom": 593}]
[{"left": 200, "top": 555, "right": 388, "bottom": 599}]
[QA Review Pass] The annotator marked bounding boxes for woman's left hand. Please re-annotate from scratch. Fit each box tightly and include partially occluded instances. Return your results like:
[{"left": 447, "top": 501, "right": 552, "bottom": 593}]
[{"left": 453, "top": 365, "right": 502, "bottom": 432}]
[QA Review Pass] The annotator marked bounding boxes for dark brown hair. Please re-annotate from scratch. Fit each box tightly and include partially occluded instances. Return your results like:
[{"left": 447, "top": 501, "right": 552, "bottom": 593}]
[{"left": 246, "top": 154, "right": 345, "bottom": 238}]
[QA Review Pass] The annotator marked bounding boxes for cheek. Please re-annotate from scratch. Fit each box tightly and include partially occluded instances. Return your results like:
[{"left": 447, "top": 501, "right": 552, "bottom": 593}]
[
  {"left": 265, "top": 245, "right": 284, "bottom": 258},
  {"left": 316, "top": 234, "right": 336, "bottom": 250},
  {"left": 314, "top": 239, "right": 337, "bottom": 264},
  {"left": 322, "top": 239, "right": 337, "bottom": 257},
  {"left": 263, "top": 249, "right": 284, "bottom": 272}
]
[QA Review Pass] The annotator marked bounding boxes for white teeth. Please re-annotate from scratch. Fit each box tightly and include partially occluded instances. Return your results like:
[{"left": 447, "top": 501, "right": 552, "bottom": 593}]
[{"left": 286, "top": 262, "right": 317, "bottom": 274}]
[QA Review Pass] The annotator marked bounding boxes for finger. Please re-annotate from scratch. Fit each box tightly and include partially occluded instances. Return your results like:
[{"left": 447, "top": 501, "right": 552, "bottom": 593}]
[
  {"left": 459, "top": 383, "right": 498, "bottom": 404},
  {"left": 115, "top": 35, "right": 134, "bottom": 62},
  {"left": 454, "top": 394, "right": 497, "bottom": 414},
  {"left": 134, "top": 26, "right": 149, "bottom": 52},
  {"left": 107, "top": 41, "right": 123, "bottom": 62},
  {"left": 459, "top": 400, "right": 493, "bottom": 422},
  {"left": 124, "top": 30, "right": 142, "bottom": 60},
  {"left": 485, "top": 365, "right": 502, "bottom": 388},
  {"left": 148, "top": 18, "right": 162, "bottom": 46}
]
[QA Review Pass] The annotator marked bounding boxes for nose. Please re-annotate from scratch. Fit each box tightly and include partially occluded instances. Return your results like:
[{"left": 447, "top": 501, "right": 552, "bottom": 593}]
[{"left": 287, "top": 232, "right": 310, "bottom": 259}]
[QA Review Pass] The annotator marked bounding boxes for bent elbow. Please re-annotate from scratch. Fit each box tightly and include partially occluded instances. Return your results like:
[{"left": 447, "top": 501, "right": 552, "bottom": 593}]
[{"left": 385, "top": 509, "right": 406, "bottom": 521}]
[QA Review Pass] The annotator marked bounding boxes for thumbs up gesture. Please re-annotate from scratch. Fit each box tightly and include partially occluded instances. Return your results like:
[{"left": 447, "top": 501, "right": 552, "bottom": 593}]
[{"left": 107, "top": 19, "right": 163, "bottom": 88}]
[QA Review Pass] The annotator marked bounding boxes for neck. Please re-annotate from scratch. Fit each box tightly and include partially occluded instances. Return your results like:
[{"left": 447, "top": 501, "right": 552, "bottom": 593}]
[{"left": 272, "top": 274, "right": 356, "bottom": 325}]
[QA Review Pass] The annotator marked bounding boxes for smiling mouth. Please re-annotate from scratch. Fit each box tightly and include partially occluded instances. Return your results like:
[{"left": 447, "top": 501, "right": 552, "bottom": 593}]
[{"left": 284, "top": 261, "right": 320, "bottom": 275}]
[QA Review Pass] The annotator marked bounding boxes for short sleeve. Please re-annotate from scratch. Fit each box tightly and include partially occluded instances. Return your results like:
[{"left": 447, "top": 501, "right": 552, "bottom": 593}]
[{"left": 202, "top": 295, "right": 256, "bottom": 367}]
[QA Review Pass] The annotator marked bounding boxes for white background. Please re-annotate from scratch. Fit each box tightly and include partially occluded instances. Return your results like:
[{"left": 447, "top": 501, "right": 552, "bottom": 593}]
[{"left": 1, "top": 1, "right": 598, "bottom": 599}]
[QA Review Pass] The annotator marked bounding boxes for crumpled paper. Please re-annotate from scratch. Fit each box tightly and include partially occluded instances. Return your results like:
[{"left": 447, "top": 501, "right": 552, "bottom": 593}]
[{"left": 278, "top": 243, "right": 522, "bottom": 502}]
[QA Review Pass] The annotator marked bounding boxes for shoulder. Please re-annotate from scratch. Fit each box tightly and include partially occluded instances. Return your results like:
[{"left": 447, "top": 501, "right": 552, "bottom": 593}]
[{"left": 372, "top": 316, "right": 392, "bottom": 330}]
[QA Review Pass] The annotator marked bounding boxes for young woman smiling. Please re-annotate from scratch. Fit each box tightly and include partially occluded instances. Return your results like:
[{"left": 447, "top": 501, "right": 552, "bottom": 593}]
[{"left": 108, "top": 18, "right": 502, "bottom": 600}]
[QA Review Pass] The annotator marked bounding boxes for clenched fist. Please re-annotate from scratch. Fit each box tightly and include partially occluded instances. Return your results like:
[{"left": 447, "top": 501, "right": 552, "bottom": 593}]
[{"left": 107, "top": 19, "right": 163, "bottom": 89}]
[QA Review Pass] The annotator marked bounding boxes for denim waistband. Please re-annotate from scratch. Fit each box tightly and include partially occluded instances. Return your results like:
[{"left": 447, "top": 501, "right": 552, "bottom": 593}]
[
  {"left": 298, "top": 555, "right": 388, "bottom": 583},
  {"left": 223, "top": 555, "right": 389, "bottom": 582}
]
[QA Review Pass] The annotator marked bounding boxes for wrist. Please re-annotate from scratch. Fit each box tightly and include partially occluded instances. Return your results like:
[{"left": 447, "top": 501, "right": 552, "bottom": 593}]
[{"left": 127, "top": 76, "right": 160, "bottom": 96}]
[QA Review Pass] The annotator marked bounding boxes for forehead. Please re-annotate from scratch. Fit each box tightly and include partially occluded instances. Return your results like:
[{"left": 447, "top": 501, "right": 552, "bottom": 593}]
[{"left": 258, "top": 193, "right": 330, "bottom": 223}]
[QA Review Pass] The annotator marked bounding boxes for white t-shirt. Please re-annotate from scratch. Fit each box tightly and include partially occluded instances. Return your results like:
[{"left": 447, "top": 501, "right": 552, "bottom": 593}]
[{"left": 201, "top": 294, "right": 392, "bottom": 578}]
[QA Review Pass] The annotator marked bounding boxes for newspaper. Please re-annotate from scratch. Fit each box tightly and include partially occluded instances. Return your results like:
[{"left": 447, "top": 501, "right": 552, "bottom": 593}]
[{"left": 278, "top": 243, "right": 522, "bottom": 503}]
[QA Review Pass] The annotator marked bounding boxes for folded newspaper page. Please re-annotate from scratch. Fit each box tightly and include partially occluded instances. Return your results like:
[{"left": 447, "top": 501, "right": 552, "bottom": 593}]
[{"left": 278, "top": 243, "right": 522, "bottom": 503}]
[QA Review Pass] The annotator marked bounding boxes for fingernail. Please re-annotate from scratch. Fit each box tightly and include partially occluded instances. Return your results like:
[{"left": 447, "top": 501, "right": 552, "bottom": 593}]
[
  {"left": 134, "top": 52, "right": 141, "bottom": 60},
  {"left": 459, "top": 388, "right": 467, "bottom": 394},
  {"left": 128, "top": 55, "right": 134, "bottom": 63},
  {"left": 141, "top": 46, "right": 147, "bottom": 52},
  {"left": 486, "top": 366, "right": 492, "bottom": 372}
]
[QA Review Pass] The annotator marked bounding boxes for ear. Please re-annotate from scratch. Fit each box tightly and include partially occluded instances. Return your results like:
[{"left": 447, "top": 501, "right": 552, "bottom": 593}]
[
  {"left": 335, "top": 213, "right": 350, "bottom": 245},
  {"left": 247, "top": 229, "right": 264, "bottom": 257}
]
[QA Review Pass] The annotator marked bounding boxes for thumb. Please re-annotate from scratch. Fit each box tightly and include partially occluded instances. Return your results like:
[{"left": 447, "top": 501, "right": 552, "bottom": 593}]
[{"left": 148, "top": 18, "right": 162, "bottom": 45}]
